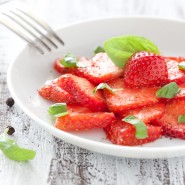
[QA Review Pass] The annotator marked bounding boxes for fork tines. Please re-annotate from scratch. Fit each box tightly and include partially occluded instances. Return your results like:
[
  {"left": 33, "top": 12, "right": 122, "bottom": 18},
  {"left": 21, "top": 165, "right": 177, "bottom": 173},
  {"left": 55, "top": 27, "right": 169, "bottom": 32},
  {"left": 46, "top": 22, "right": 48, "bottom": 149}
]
[{"left": 0, "top": 8, "right": 64, "bottom": 54}]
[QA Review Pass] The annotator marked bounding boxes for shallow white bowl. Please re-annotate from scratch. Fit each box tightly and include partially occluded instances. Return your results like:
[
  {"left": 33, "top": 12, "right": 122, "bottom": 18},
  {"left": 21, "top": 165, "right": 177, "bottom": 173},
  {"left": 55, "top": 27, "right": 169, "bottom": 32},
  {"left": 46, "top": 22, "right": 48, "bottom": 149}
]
[{"left": 7, "top": 17, "right": 185, "bottom": 158}]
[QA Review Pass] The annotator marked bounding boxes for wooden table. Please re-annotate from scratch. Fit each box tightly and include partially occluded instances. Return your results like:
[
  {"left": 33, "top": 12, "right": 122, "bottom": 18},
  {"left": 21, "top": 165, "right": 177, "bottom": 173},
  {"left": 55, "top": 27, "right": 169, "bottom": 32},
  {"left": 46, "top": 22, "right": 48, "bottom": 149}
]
[{"left": 1, "top": 0, "right": 185, "bottom": 184}]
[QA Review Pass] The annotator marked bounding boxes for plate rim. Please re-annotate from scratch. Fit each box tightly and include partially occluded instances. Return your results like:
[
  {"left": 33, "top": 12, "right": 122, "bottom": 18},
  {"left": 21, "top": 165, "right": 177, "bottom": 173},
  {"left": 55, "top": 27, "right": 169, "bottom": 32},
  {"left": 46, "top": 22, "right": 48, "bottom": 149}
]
[{"left": 7, "top": 16, "right": 185, "bottom": 159}]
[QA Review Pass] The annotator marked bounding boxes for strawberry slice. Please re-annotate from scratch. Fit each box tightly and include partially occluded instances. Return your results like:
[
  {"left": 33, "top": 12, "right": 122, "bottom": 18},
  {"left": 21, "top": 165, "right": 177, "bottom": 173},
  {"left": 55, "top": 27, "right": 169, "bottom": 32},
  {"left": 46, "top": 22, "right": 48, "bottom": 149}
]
[
  {"left": 165, "top": 57, "right": 185, "bottom": 84},
  {"left": 55, "top": 105, "right": 115, "bottom": 131},
  {"left": 104, "top": 120, "right": 162, "bottom": 146},
  {"left": 104, "top": 78, "right": 159, "bottom": 113},
  {"left": 175, "top": 83, "right": 185, "bottom": 99},
  {"left": 54, "top": 58, "right": 76, "bottom": 74},
  {"left": 153, "top": 99, "right": 185, "bottom": 139},
  {"left": 38, "top": 80, "right": 76, "bottom": 104},
  {"left": 57, "top": 74, "right": 107, "bottom": 112},
  {"left": 165, "top": 56, "right": 185, "bottom": 62},
  {"left": 124, "top": 51, "right": 168, "bottom": 87},
  {"left": 75, "top": 53, "right": 124, "bottom": 84},
  {"left": 118, "top": 103, "right": 165, "bottom": 124}
]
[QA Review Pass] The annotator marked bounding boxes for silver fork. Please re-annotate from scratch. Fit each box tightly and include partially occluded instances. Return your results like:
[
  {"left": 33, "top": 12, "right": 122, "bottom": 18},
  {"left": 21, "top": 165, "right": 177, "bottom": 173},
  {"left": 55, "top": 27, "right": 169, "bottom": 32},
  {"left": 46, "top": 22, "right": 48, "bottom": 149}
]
[{"left": 0, "top": 1, "right": 64, "bottom": 54}]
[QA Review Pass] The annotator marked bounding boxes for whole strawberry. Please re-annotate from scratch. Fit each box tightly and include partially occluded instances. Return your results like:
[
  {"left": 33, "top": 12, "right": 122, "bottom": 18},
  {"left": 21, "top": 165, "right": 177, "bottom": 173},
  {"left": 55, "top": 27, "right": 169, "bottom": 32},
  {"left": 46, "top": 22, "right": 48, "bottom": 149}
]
[{"left": 124, "top": 51, "right": 168, "bottom": 87}]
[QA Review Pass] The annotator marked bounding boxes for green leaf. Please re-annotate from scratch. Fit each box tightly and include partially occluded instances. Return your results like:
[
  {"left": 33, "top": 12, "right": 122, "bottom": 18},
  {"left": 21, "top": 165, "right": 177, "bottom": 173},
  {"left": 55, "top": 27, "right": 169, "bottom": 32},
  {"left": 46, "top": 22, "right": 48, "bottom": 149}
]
[
  {"left": 178, "top": 115, "right": 185, "bottom": 124},
  {"left": 122, "top": 115, "right": 148, "bottom": 139},
  {"left": 104, "top": 35, "right": 160, "bottom": 68},
  {"left": 0, "top": 130, "right": 36, "bottom": 161},
  {"left": 60, "top": 53, "right": 78, "bottom": 68},
  {"left": 94, "top": 46, "right": 105, "bottom": 54},
  {"left": 93, "top": 83, "right": 114, "bottom": 93},
  {"left": 156, "top": 82, "right": 180, "bottom": 98},
  {"left": 178, "top": 62, "right": 185, "bottom": 70},
  {"left": 1, "top": 145, "right": 36, "bottom": 161},
  {"left": 48, "top": 103, "right": 68, "bottom": 117},
  {"left": 93, "top": 83, "right": 122, "bottom": 94}
]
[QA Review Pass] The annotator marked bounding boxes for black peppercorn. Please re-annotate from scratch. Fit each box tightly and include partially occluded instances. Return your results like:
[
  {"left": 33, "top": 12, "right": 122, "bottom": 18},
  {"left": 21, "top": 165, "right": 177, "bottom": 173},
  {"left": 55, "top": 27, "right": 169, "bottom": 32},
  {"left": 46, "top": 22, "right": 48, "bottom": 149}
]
[
  {"left": 6, "top": 97, "right": 14, "bottom": 107},
  {"left": 6, "top": 126, "right": 15, "bottom": 135}
]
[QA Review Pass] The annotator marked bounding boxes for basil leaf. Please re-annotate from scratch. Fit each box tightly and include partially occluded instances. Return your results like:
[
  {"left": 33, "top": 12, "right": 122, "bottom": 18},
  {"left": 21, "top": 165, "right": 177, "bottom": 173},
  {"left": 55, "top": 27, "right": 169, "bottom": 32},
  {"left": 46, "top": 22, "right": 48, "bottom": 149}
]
[
  {"left": 0, "top": 130, "right": 36, "bottom": 161},
  {"left": 93, "top": 83, "right": 114, "bottom": 93},
  {"left": 104, "top": 35, "right": 160, "bottom": 68},
  {"left": 178, "top": 62, "right": 185, "bottom": 70},
  {"left": 48, "top": 103, "right": 68, "bottom": 117},
  {"left": 94, "top": 46, "right": 105, "bottom": 54},
  {"left": 60, "top": 53, "right": 78, "bottom": 68},
  {"left": 93, "top": 83, "right": 122, "bottom": 94},
  {"left": 1, "top": 144, "right": 36, "bottom": 161},
  {"left": 156, "top": 82, "right": 180, "bottom": 98},
  {"left": 178, "top": 115, "right": 185, "bottom": 124},
  {"left": 122, "top": 115, "right": 148, "bottom": 139}
]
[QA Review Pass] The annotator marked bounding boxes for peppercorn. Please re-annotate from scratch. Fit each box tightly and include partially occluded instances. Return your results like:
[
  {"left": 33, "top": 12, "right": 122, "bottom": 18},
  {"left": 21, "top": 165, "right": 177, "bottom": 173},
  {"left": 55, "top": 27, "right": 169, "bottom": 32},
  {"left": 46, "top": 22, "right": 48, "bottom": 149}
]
[
  {"left": 6, "top": 97, "right": 14, "bottom": 107},
  {"left": 6, "top": 126, "right": 15, "bottom": 135}
]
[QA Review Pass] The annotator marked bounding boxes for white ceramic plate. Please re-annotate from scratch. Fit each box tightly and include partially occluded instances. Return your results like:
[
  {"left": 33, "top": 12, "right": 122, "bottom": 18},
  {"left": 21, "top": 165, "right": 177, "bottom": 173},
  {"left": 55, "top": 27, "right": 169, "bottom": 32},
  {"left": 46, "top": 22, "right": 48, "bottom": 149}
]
[{"left": 7, "top": 17, "right": 185, "bottom": 159}]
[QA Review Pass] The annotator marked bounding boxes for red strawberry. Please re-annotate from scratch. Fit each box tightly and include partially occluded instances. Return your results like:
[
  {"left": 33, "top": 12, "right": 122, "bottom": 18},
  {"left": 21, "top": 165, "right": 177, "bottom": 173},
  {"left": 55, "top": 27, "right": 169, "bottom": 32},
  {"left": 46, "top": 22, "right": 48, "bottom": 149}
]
[
  {"left": 165, "top": 57, "right": 185, "bottom": 84},
  {"left": 118, "top": 103, "right": 165, "bottom": 124},
  {"left": 75, "top": 53, "right": 124, "bottom": 84},
  {"left": 55, "top": 105, "right": 115, "bottom": 131},
  {"left": 165, "top": 56, "right": 185, "bottom": 62},
  {"left": 153, "top": 99, "right": 185, "bottom": 139},
  {"left": 124, "top": 51, "right": 168, "bottom": 87},
  {"left": 104, "top": 78, "right": 159, "bottom": 113},
  {"left": 57, "top": 74, "right": 107, "bottom": 112},
  {"left": 104, "top": 119, "right": 162, "bottom": 146},
  {"left": 174, "top": 83, "right": 185, "bottom": 99},
  {"left": 54, "top": 58, "right": 76, "bottom": 74},
  {"left": 38, "top": 80, "right": 76, "bottom": 104}
]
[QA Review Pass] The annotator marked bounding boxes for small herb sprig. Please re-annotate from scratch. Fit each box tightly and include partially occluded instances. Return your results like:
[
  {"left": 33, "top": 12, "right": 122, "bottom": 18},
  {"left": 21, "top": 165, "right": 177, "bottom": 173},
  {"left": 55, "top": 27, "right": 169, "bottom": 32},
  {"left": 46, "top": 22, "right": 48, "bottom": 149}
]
[
  {"left": 0, "top": 128, "right": 36, "bottom": 161},
  {"left": 122, "top": 115, "right": 148, "bottom": 139},
  {"left": 93, "top": 83, "right": 122, "bottom": 94},
  {"left": 156, "top": 82, "right": 180, "bottom": 99},
  {"left": 94, "top": 46, "right": 105, "bottom": 54},
  {"left": 178, "top": 62, "right": 185, "bottom": 70},
  {"left": 48, "top": 103, "right": 68, "bottom": 117},
  {"left": 60, "top": 53, "right": 78, "bottom": 68},
  {"left": 178, "top": 115, "right": 185, "bottom": 124}
]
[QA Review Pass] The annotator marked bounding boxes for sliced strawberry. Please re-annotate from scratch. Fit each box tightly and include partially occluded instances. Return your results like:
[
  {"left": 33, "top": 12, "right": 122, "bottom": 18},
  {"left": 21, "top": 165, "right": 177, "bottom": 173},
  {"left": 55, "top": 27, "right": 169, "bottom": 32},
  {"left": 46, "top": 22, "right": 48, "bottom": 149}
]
[
  {"left": 124, "top": 51, "right": 168, "bottom": 87},
  {"left": 38, "top": 80, "right": 77, "bottom": 104},
  {"left": 57, "top": 74, "right": 107, "bottom": 112},
  {"left": 165, "top": 57, "right": 185, "bottom": 84},
  {"left": 153, "top": 99, "right": 185, "bottom": 139},
  {"left": 165, "top": 56, "right": 185, "bottom": 63},
  {"left": 118, "top": 103, "right": 165, "bottom": 124},
  {"left": 174, "top": 83, "right": 185, "bottom": 99},
  {"left": 54, "top": 58, "right": 76, "bottom": 74},
  {"left": 104, "top": 120, "right": 162, "bottom": 146},
  {"left": 75, "top": 53, "right": 123, "bottom": 84},
  {"left": 104, "top": 78, "right": 159, "bottom": 113},
  {"left": 55, "top": 105, "right": 115, "bottom": 131}
]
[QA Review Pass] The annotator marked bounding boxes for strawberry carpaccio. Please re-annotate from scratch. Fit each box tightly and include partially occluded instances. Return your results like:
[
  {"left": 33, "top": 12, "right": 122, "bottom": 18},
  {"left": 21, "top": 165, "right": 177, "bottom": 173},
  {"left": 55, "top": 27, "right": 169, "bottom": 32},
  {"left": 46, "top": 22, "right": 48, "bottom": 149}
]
[{"left": 38, "top": 52, "right": 185, "bottom": 146}]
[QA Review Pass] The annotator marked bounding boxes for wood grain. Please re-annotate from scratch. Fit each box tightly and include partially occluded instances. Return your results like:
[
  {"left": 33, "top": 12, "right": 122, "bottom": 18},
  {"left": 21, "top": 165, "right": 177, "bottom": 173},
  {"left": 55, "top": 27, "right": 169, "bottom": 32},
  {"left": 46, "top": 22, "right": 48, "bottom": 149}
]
[{"left": 1, "top": 0, "right": 185, "bottom": 185}]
